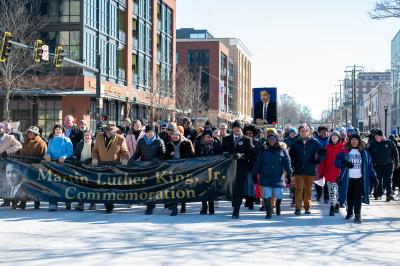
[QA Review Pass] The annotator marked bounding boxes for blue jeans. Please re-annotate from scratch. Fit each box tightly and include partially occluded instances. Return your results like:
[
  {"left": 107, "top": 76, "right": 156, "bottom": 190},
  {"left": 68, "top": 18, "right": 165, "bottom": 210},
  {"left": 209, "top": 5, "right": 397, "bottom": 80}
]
[
  {"left": 245, "top": 172, "right": 256, "bottom": 197},
  {"left": 263, "top": 187, "right": 284, "bottom": 199}
]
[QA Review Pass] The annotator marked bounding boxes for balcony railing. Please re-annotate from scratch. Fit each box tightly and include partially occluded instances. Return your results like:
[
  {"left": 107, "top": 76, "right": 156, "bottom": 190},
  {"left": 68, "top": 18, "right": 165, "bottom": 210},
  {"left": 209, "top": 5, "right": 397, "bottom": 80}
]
[
  {"left": 118, "top": 68, "right": 126, "bottom": 81},
  {"left": 119, "top": 30, "right": 126, "bottom": 44}
]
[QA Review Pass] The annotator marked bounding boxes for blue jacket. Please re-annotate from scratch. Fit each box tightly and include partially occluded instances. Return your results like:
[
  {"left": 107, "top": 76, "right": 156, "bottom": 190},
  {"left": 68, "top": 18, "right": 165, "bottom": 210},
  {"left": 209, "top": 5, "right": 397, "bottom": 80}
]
[
  {"left": 253, "top": 142, "right": 293, "bottom": 188},
  {"left": 46, "top": 135, "right": 73, "bottom": 160},
  {"left": 317, "top": 136, "right": 329, "bottom": 148},
  {"left": 289, "top": 137, "right": 325, "bottom": 176},
  {"left": 335, "top": 149, "right": 376, "bottom": 204}
]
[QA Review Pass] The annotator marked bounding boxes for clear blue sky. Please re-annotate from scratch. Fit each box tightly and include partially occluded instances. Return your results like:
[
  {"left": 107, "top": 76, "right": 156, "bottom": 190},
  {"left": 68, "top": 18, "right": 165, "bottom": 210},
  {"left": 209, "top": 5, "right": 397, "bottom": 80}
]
[{"left": 176, "top": 0, "right": 400, "bottom": 119}]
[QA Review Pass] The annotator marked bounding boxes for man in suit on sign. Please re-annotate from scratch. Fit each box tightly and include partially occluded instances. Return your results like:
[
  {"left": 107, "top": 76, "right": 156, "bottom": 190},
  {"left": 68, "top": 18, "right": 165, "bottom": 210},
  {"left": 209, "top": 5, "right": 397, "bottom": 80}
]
[{"left": 254, "top": 90, "right": 277, "bottom": 125}]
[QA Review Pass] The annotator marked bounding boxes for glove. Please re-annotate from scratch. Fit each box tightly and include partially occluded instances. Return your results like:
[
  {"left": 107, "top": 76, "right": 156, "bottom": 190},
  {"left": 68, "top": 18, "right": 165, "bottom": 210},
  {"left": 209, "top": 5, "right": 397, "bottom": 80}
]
[
  {"left": 121, "top": 159, "right": 128, "bottom": 166},
  {"left": 92, "top": 159, "right": 98, "bottom": 166},
  {"left": 252, "top": 174, "right": 258, "bottom": 184},
  {"left": 45, "top": 156, "right": 51, "bottom": 162},
  {"left": 235, "top": 153, "right": 244, "bottom": 160},
  {"left": 58, "top": 157, "right": 65, "bottom": 163},
  {"left": 344, "top": 160, "right": 354, "bottom": 168},
  {"left": 308, "top": 158, "right": 320, "bottom": 165}
]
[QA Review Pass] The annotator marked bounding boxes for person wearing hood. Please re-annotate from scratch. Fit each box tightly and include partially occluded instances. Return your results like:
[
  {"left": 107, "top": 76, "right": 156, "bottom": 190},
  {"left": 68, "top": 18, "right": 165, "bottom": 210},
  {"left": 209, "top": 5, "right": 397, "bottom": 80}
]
[
  {"left": 253, "top": 133, "right": 292, "bottom": 219},
  {"left": 221, "top": 120, "right": 254, "bottom": 219},
  {"left": 130, "top": 125, "right": 166, "bottom": 215},
  {"left": 165, "top": 129, "right": 194, "bottom": 216},
  {"left": 338, "top": 127, "right": 348, "bottom": 144},
  {"left": 126, "top": 119, "right": 145, "bottom": 158},
  {"left": 335, "top": 134, "right": 376, "bottom": 224},
  {"left": 319, "top": 131, "right": 344, "bottom": 216},
  {"left": 284, "top": 128, "right": 298, "bottom": 149}
]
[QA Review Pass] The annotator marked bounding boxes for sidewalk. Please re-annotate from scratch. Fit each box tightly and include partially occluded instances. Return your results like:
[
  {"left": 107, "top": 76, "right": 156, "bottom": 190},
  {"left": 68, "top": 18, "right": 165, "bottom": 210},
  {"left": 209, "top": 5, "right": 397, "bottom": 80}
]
[{"left": 0, "top": 195, "right": 399, "bottom": 265}]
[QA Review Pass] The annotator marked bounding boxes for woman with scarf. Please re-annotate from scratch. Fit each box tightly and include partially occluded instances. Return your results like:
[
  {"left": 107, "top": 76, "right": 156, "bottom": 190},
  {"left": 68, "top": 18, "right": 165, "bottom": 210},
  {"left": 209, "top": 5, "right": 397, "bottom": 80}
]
[
  {"left": 165, "top": 129, "right": 194, "bottom": 216},
  {"left": 195, "top": 129, "right": 222, "bottom": 214},
  {"left": 130, "top": 124, "right": 166, "bottom": 215},
  {"left": 335, "top": 133, "right": 376, "bottom": 224},
  {"left": 319, "top": 130, "right": 344, "bottom": 216},
  {"left": 46, "top": 124, "right": 74, "bottom": 212},
  {"left": 252, "top": 132, "right": 292, "bottom": 219},
  {"left": 126, "top": 119, "right": 145, "bottom": 158}
]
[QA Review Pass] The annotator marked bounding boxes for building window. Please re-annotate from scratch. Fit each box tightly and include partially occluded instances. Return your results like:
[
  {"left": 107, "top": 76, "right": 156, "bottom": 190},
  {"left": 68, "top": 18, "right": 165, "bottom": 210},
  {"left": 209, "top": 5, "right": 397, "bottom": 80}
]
[
  {"left": 84, "top": 0, "right": 97, "bottom": 28},
  {"left": 37, "top": 99, "right": 63, "bottom": 138},
  {"left": 45, "top": 31, "right": 80, "bottom": 62},
  {"left": 109, "top": 3, "right": 118, "bottom": 38},
  {"left": 188, "top": 50, "right": 209, "bottom": 66},
  {"left": 109, "top": 43, "right": 117, "bottom": 77},
  {"left": 42, "top": 0, "right": 80, "bottom": 23},
  {"left": 83, "top": 32, "right": 96, "bottom": 67},
  {"left": 9, "top": 99, "right": 34, "bottom": 134},
  {"left": 99, "top": 0, "right": 108, "bottom": 33}
]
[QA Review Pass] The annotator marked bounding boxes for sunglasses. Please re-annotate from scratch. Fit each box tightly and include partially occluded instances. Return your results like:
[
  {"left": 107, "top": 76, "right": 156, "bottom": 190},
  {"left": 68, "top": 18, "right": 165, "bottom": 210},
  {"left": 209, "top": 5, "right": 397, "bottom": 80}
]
[
  {"left": 245, "top": 132, "right": 253, "bottom": 136},
  {"left": 167, "top": 128, "right": 173, "bottom": 131},
  {"left": 268, "top": 136, "right": 277, "bottom": 141}
]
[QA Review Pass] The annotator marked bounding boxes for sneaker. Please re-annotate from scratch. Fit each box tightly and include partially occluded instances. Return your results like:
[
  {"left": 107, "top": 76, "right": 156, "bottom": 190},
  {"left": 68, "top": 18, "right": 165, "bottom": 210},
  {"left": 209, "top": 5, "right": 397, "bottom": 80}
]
[
  {"left": 329, "top": 206, "right": 335, "bottom": 216},
  {"left": 34, "top": 201, "right": 40, "bottom": 209},
  {"left": 294, "top": 209, "right": 301, "bottom": 216},
  {"left": 304, "top": 210, "right": 311, "bottom": 215},
  {"left": 386, "top": 196, "right": 395, "bottom": 202},
  {"left": 334, "top": 204, "right": 340, "bottom": 213}
]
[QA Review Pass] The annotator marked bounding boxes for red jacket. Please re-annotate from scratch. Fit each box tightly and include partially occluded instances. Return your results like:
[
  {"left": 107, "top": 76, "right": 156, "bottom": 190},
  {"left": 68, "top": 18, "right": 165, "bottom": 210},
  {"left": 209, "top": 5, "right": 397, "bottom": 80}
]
[{"left": 319, "top": 142, "right": 344, "bottom": 182}]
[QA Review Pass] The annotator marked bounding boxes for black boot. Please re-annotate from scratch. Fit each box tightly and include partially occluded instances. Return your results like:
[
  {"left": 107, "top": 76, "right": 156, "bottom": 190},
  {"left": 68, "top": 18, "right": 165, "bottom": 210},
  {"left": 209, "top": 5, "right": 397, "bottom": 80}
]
[
  {"left": 89, "top": 203, "right": 96, "bottom": 210},
  {"left": 248, "top": 197, "right": 254, "bottom": 210},
  {"left": 276, "top": 199, "right": 282, "bottom": 216},
  {"left": 180, "top": 202, "right": 186, "bottom": 213},
  {"left": 232, "top": 206, "right": 240, "bottom": 219},
  {"left": 170, "top": 203, "right": 178, "bottom": 216},
  {"left": 34, "top": 201, "right": 40, "bottom": 209},
  {"left": 200, "top": 201, "right": 207, "bottom": 215},
  {"left": 105, "top": 203, "right": 114, "bottom": 214},
  {"left": 208, "top": 201, "right": 215, "bottom": 215},
  {"left": 145, "top": 203, "right": 155, "bottom": 215},
  {"left": 345, "top": 212, "right": 354, "bottom": 220},
  {"left": 354, "top": 213, "right": 362, "bottom": 224},
  {"left": 16, "top": 201, "right": 26, "bottom": 210},
  {"left": 65, "top": 202, "right": 72, "bottom": 210},
  {"left": 334, "top": 204, "right": 340, "bottom": 213},
  {"left": 264, "top": 198, "right": 272, "bottom": 219},
  {"left": 329, "top": 205, "right": 335, "bottom": 216},
  {"left": 75, "top": 202, "right": 84, "bottom": 211}
]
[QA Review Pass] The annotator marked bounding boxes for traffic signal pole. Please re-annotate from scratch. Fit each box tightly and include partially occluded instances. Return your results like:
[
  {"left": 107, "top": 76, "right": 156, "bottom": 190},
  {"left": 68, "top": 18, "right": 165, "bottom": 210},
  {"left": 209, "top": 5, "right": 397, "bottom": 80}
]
[{"left": 4, "top": 36, "right": 103, "bottom": 123}]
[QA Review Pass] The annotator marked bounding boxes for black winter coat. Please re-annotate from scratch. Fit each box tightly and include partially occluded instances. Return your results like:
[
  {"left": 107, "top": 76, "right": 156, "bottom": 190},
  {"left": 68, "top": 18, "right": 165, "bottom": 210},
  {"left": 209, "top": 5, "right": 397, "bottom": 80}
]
[
  {"left": 165, "top": 139, "right": 194, "bottom": 159},
  {"left": 131, "top": 136, "right": 166, "bottom": 162},
  {"left": 221, "top": 134, "right": 254, "bottom": 176},
  {"left": 195, "top": 140, "right": 222, "bottom": 156},
  {"left": 289, "top": 137, "right": 325, "bottom": 176},
  {"left": 183, "top": 127, "right": 197, "bottom": 143}
]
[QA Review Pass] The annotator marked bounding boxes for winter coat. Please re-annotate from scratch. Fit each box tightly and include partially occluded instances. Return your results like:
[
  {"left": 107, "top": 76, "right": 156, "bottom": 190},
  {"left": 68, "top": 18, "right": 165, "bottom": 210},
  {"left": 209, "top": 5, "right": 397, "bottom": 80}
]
[
  {"left": 131, "top": 136, "right": 166, "bottom": 162},
  {"left": 289, "top": 137, "right": 325, "bottom": 176},
  {"left": 368, "top": 140, "right": 400, "bottom": 168},
  {"left": 283, "top": 136, "right": 298, "bottom": 149},
  {"left": 317, "top": 136, "right": 329, "bottom": 148},
  {"left": 126, "top": 131, "right": 145, "bottom": 158},
  {"left": 46, "top": 135, "right": 73, "bottom": 160},
  {"left": 74, "top": 140, "right": 94, "bottom": 162},
  {"left": 8, "top": 128, "right": 23, "bottom": 143},
  {"left": 92, "top": 132, "right": 129, "bottom": 162},
  {"left": 253, "top": 142, "right": 293, "bottom": 188},
  {"left": 0, "top": 134, "right": 22, "bottom": 155},
  {"left": 21, "top": 135, "right": 47, "bottom": 158},
  {"left": 335, "top": 149, "right": 376, "bottom": 204},
  {"left": 221, "top": 134, "right": 254, "bottom": 178},
  {"left": 66, "top": 126, "right": 82, "bottom": 149},
  {"left": 195, "top": 139, "right": 222, "bottom": 156},
  {"left": 165, "top": 138, "right": 194, "bottom": 159},
  {"left": 183, "top": 127, "right": 197, "bottom": 143},
  {"left": 319, "top": 142, "right": 344, "bottom": 183}
]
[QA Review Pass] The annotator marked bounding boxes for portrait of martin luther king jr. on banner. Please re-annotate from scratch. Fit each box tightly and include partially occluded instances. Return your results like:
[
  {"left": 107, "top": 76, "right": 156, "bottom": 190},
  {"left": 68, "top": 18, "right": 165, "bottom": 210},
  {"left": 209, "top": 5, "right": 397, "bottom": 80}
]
[
  {"left": 3, "top": 162, "right": 27, "bottom": 199},
  {"left": 253, "top": 88, "right": 277, "bottom": 125}
]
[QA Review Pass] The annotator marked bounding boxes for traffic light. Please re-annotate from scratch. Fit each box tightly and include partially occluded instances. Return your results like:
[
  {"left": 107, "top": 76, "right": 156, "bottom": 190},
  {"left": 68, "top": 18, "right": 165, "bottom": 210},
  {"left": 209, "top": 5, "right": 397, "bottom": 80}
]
[
  {"left": 0, "top": 32, "right": 12, "bottom": 63},
  {"left": 54, "top": 45, "right": 64, "bottom": 68},
  {"left": 34, "top": 39, "right": 43, "bottom": 63}
]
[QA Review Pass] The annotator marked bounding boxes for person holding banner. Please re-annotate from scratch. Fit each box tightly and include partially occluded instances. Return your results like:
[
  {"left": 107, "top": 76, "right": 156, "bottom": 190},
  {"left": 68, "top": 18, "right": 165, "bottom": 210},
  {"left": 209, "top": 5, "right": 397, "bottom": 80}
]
[
  {"left": 130, "top": 124, "right": 166, "bottom": 215},
  {"left": 165, "top": 129, "right": 194, "bottom": 216},
  {"left": 195, "top": 129, "right": 222, "bottom": 215},
  {"left": 46, "top": 124, "right": 74, "bottom": 212},
  {"left": 0, "top": 122, "right": 23, "bottom": 208},
  {"left": 92, "top": 122, "right": 129, "bottom": 213},
  {"left": 126, "top": 119, "right": 145, "bottom": 159},
  {"left": 221, "top": 120, "right": 254, "bottom": 219},
  {"left": 18, "top": 126, "right": 47, "bottom": 209}
]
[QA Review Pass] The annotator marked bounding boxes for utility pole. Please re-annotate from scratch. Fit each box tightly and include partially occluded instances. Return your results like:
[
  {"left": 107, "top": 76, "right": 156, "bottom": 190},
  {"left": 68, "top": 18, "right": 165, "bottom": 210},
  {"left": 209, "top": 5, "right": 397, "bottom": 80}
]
[
  {"left": 331, "top": 97, "right": 335, "bottom": 129},
  {"left": 345, "top": 65, "right": 363, "bottom": 128}
]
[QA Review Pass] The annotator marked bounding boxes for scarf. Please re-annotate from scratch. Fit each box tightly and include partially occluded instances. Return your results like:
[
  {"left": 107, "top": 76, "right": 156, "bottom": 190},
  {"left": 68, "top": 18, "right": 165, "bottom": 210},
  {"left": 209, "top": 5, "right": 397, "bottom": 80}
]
[
  {"left": 144, "top": 134, "right": 156, "bottom": 145},
  {"left": 80, "top": 141, "right": 92, "bottom": 162}
]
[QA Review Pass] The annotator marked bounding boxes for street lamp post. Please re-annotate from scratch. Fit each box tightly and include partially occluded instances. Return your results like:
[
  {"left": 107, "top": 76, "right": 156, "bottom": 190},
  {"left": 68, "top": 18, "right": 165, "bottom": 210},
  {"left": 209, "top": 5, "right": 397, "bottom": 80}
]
[
  {"left": 368, "top": 111, "right": 372, "bottom": 131},
  {"left": 384, "top": 105, "right": 388, "bottom": 137}
]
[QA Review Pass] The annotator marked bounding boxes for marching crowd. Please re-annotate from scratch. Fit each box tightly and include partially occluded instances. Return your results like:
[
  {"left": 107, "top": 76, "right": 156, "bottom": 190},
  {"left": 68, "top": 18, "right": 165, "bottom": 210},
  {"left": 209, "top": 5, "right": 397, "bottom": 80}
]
[{"left": 1, "top": 115, "right": 400, "bottom": 224}]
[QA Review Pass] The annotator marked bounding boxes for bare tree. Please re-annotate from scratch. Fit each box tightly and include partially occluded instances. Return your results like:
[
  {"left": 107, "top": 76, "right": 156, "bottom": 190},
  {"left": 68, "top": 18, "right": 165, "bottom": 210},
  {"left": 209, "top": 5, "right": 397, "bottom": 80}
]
[
  {"left": 0, "top": 0, "right": 61, "bottom": 120},
  {"left": 147, "top": 70, "right": 174, "bottom": 123},
  {"left": 370, "top": 0, "right": 400, "bottom": 19},
  {"left": 299, "top": 106, "right": 313, "bottom": 123},
  {"left": 175, "top": 65, "right": 208, "bottom": 127},
  {"left": 278, "top": 94, "right": 300, "bottom": 125}
]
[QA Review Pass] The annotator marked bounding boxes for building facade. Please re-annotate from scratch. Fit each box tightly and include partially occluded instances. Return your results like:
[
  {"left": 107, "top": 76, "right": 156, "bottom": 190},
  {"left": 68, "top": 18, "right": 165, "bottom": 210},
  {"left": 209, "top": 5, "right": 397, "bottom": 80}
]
[
  {"left": 391, "top": 30, "right": 400, "bottom": 132},
  {"left": 361, "top": 83, "right": 391, "bottom": 133},
  {"left": 342, "top": 71, "right": 390, "bottom": 129},
  {"left": 0, "top": 0, "right": 176, "bottom": 136},
  {"left": 176, "top": 28, "right": 252, "bottom": 126}
]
